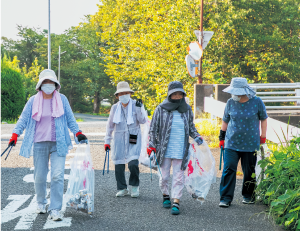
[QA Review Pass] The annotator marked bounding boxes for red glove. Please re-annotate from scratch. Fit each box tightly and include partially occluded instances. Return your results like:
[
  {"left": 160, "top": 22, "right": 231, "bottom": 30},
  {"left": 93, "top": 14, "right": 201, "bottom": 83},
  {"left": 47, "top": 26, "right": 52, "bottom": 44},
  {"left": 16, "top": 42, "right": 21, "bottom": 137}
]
[
  {"left": 260, "top": 136, "right": 266, "bottom": 144},
  {"left": 219, "top": 140, "right": 225, "bottom": 149},
  {"left": 9, "top": 133, "right": 18, "bottom": 146},
  {"left": 147, "top": 147, "right": 156, "bottom": 157},
  {"left": 104, "top": 144, "right": 111, "bottom": 151}
]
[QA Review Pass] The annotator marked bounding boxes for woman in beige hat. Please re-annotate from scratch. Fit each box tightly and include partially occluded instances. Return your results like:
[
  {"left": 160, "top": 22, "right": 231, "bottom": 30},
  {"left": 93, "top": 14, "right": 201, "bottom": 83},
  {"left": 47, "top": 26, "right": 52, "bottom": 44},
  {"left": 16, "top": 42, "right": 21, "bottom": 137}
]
[
  {"left": 8, "top": 69, "right": 87, "bottom": 221},
  {"left": 104, "top": 81, "right": 147, "bottom": 197}
]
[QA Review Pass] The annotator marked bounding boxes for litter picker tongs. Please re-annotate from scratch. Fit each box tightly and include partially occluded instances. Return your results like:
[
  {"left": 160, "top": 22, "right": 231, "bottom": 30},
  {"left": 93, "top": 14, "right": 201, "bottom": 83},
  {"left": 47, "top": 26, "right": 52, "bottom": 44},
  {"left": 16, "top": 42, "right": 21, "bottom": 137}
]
[
  {"left": 103, "top": 148, "right": 109, "bottom": 175},
  {"left": 1, "top": 141, "right": 15, "bottom": 161}
]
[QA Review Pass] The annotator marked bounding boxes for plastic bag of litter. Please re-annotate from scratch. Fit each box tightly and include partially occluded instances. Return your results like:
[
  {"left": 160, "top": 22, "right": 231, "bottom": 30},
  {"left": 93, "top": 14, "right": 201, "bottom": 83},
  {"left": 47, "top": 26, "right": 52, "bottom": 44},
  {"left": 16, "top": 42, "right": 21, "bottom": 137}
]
[
  {"left": 65, "top": 143, "right": 94, "bottom": 214},
  {"left": 184, "top": 140, "right": 216, "bottom": 204},
  {"left": 139, "top": 113, "right": 159, "bottom": 170},
  {"left": 255, "top": 143, "right": 271, "bottom": 183}
]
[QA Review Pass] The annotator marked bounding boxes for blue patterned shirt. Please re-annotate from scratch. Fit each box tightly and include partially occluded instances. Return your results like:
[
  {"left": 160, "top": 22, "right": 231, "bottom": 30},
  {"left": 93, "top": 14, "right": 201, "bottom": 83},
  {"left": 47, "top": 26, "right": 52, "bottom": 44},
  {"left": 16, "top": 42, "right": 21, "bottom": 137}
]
[
  {"left": 165, "top": 110, "right": 185, "bottom": 159},
  {"left": 223, "top": 96, "right": 268, "bottom": 152}
]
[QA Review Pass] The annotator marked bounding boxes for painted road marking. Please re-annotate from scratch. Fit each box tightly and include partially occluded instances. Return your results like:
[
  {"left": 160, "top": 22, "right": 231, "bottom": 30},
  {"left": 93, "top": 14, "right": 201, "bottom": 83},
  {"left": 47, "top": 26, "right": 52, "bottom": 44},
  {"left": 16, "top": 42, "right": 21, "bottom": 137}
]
[{"left": 23, "top": 173, "right": 70, "bottom": 183}]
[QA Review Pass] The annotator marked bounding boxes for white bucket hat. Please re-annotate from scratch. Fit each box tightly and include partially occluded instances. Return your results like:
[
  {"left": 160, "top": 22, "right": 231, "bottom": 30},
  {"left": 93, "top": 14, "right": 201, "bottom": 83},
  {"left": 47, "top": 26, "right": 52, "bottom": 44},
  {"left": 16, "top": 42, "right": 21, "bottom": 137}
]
[
  {"left": 36, "top": 69, "right": 61, "bottom": 91},
  {"left": 115, "top": 81, "right": 134, "bottom": 95}
]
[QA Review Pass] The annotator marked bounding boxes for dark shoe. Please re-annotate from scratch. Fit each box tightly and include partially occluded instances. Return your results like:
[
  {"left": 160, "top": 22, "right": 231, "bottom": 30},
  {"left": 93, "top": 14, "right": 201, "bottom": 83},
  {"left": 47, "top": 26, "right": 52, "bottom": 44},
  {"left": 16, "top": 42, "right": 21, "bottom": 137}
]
[
  {"left": 242, "top": 197, "right": 255, "bottom": 204},
  {"left": 163, "top": 195, "right": 171, "bottom": 208},
  {"left": 171, "top": 203, "right": 180, "bottom": 215},
  {"left": 219, "top": 201, "right": 231, "bottom": 207}
]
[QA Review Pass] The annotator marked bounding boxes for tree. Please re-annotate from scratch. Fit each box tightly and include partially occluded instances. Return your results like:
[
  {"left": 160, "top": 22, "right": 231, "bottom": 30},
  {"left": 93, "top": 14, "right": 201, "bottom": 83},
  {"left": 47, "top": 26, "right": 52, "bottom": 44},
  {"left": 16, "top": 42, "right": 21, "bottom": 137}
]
[
  {"left": 94, "top": 0, "right": 300, "bottom": 114},
  {"left": 1, "top": 56, "right": 25, "bottom": 120}
]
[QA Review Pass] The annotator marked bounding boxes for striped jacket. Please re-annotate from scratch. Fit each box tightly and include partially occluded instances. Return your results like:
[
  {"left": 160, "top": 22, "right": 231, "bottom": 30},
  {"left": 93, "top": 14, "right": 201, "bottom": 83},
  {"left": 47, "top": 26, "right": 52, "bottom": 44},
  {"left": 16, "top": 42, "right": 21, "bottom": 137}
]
[
  {"left": 149, "top": 105, "right": 200, "bottom": 170},
  {"left": 13, "top": 93, "right": 80, "bottom": 158}
]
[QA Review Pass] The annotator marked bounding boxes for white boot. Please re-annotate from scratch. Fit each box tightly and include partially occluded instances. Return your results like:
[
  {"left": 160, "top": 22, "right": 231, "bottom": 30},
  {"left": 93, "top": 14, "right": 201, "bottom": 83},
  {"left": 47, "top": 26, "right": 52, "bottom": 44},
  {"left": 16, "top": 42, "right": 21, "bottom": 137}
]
[
  {"left": 116, "top": 189, "right": 129, "bottom": 197},
  {"left": 131, "top": 186, "right": 139, "bottom": 198}
]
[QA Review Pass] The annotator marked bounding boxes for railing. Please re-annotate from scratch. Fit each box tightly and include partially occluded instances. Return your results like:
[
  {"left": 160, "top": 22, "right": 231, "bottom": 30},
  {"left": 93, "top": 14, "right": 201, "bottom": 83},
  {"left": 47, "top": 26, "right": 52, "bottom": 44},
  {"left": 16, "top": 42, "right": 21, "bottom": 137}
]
[{"left": 249, "top": 83, "right": 300, "bottom": 109}]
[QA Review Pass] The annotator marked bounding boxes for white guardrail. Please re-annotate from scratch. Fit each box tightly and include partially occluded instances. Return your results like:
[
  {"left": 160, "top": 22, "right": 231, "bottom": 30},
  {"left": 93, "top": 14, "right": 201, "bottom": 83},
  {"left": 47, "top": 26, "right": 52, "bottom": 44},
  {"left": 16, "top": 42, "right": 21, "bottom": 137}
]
[
  {"left": 249, "top": 82, "right": 300, "bottom": 109},
  {"left": 204, "top": 97, "right": 300, "bottom": 143}
]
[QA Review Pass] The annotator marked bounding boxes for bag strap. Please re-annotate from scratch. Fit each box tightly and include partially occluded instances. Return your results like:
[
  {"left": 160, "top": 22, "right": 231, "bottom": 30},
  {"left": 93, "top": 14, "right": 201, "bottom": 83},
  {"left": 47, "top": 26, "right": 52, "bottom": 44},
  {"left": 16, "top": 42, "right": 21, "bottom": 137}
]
[{"left": 121, "top": 106, "right": 131, "bottom": 133}]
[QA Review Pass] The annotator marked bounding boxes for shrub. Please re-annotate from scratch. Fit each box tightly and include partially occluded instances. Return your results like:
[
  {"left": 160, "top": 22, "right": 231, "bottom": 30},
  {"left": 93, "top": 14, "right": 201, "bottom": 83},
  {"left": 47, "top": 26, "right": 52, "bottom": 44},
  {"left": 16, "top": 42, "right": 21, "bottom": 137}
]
[
  {"left": 1, "top": 64, "right": 25, "bottom": 120},
  {"left": 195, "top": 113, "right": 221, "bottom": 148},
  {"left": 256, "top": 135, "right": 300, "bottom": 230}
]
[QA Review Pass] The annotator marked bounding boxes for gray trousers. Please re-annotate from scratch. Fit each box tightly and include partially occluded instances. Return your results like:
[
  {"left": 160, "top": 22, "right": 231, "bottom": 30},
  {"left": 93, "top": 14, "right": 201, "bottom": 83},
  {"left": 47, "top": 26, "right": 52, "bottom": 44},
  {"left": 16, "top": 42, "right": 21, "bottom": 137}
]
[{"left": 115, "top": 159, "right": 139, "bottom": 190}]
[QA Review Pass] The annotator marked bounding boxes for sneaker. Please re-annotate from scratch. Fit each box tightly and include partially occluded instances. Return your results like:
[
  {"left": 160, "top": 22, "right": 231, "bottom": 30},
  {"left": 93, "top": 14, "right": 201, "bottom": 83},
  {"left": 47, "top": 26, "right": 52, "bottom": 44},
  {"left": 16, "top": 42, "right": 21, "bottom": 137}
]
[
  {"left": 163, "top": 195, "right": 171, "bottom": 208},
  {"left": 242, "top": 197, "right": 255, "bottom": 204},
  {"left": 219, "top": 201, "right": 231, "bottom": 207},
  {"left": 48, "top": 210, "right": 63, "bottom": 221},
  {"left": 131, "top": 186, "right": 139, "bottom": 198},
  {"left": 36, "top": 204, "right": 46, "bottom": 214},
  {"left": 171, "top": 203, "right": 180, "bottom": 215},
  {"left": 116, "top": 189, "right": 129, "bottom": 197}
]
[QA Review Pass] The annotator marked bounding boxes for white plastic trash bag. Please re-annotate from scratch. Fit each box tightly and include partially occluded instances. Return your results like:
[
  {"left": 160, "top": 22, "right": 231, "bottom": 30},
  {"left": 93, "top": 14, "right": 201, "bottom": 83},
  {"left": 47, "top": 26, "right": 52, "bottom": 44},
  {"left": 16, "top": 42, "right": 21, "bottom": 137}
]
[
  {"left": 255, "top": 143, "right": 271, "bottom": 183},
  {"left": 65, "top": 143, "right": 94, "bottom": 214},
  {"left": 184, "top": 140, "right": 216, "bottom": 203},
  {"left": 139, "top": 113, "right": 159, "bottom": 170}
]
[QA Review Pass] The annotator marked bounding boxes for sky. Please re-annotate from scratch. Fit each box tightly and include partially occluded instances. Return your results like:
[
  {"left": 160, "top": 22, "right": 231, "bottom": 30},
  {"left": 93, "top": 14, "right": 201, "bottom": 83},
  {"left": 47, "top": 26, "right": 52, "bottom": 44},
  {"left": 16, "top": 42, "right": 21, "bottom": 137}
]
[{"left": 1, "top": 0, "right": 102, "bottom": 41}]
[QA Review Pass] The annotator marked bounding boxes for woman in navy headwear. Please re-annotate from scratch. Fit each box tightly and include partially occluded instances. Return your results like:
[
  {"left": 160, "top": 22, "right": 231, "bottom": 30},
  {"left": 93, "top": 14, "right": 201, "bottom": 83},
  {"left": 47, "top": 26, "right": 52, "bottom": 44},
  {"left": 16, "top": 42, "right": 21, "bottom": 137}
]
[{"left": 218, "top": 77, "right": 268, "bottom": 207}]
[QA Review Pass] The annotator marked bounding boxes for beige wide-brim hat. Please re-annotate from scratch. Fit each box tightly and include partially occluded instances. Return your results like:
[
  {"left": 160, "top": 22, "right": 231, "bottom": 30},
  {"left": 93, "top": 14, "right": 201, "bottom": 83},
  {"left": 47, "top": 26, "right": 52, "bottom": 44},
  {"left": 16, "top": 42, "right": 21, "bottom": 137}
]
[
  {"left": 114, "top": 81, "right": 134, "bottom": 95},
  {"left": 35, "top": 69, "right": 61, "bottom": 91}
]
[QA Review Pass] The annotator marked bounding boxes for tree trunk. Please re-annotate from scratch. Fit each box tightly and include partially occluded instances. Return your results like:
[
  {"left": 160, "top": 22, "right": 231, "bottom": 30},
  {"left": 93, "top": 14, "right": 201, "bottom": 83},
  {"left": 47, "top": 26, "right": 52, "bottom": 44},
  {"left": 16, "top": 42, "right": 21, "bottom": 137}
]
[{"left": 93, "top": 91, "right": 100, "bottom": 113}]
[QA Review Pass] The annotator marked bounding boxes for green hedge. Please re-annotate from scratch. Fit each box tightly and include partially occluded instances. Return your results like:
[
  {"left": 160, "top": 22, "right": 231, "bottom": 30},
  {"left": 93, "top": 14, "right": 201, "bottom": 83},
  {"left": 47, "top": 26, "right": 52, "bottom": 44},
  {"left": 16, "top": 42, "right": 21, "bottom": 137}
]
[{"left": 1, "top": 65, "right": 25, "bottom": 120}]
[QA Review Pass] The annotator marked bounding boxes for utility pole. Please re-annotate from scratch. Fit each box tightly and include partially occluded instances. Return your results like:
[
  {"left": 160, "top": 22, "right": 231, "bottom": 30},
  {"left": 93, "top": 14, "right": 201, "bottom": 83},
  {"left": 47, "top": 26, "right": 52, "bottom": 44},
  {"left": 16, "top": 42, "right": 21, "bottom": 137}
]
[
  {"left": 198, "top": 0, "right": 203, "bottom": 84},
  {"left": 48, "top": 0, "right": 51, "bottom": 69},
  {"left": 58, "top": 46, "right": 61, "bottom": 91}
]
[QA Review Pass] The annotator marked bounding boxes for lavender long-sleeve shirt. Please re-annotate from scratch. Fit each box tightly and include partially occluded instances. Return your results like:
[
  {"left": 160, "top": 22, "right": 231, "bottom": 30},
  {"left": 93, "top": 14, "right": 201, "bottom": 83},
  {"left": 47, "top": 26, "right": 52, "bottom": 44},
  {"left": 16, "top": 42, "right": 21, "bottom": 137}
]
[{"left": 34, "top": 99, "right": 56, "bottom": 142}]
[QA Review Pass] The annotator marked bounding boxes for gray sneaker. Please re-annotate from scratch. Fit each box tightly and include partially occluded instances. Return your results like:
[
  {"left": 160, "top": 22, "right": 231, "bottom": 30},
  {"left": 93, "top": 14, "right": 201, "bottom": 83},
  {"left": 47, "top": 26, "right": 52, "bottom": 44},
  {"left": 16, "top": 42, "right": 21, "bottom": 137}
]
[
  {"left": 242, "top": 197, "right": 255, "bottom": 204},
  {"left": 36, "top": 204, "right": 46, "bottom": 214},
  {"left": 116, "top": 189, "right": 130, "bottom": 197},
  {"left": 48, "top": 210, "right": 63, "bottom": 221},
  {"left": 219, "top": 201, "right": 231, "bottom": 207}
]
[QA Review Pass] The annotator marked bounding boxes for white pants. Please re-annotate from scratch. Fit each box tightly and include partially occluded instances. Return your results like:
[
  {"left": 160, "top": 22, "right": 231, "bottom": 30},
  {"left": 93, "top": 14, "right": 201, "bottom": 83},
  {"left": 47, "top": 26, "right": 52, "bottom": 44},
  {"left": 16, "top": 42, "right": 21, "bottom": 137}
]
[{"left": 159, "top": 158, "right": 184, "bottom": 200}]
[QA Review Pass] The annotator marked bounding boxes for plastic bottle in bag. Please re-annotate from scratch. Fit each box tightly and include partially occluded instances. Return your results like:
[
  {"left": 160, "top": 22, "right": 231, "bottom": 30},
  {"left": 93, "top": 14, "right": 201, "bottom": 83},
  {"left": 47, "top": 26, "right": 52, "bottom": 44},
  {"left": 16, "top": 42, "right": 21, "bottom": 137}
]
[{"left": 65, "top": 143, "right": 95, "bottom": 214}]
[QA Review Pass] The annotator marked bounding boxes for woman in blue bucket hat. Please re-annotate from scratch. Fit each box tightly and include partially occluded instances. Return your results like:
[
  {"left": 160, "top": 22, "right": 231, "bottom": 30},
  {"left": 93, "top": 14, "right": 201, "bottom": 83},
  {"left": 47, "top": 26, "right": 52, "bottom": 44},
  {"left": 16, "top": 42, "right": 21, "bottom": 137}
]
[{"left": 218, "top": 77, "right": 268, "bottom": 207}]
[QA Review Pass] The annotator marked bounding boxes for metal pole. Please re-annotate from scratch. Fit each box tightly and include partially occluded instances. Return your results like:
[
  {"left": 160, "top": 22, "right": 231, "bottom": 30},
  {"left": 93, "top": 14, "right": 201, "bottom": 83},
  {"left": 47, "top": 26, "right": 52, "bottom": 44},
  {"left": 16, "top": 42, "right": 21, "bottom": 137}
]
[
  {"left": 58, "top": 46, "right": 60, "bottom": 92},
  {"left": 48, "top": 0, "right": 51, "bottom": 69},
  {"left": 198, "top": 0, "right": 203, "bottom": 84}
]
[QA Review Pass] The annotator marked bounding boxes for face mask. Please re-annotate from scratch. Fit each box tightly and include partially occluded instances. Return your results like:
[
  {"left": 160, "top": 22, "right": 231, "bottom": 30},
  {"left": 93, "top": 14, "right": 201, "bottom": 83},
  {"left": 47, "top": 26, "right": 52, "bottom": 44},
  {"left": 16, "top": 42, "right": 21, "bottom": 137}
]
[
  {"left": 41, "top": 84, "right": 56, "bottom": 94},
  {"left": 232, "top": 95, "right": 241, "bottom": 102},
  {"left": 119, "top": 94, "right": 130, "bottom": 104}
]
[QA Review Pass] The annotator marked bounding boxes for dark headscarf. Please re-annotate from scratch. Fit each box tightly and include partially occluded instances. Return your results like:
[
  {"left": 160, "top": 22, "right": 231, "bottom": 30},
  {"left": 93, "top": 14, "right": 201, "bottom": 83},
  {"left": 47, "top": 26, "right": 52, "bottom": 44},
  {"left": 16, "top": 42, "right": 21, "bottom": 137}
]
[{"left": 159, "top": 81, "right": 188, "bottom": 113}]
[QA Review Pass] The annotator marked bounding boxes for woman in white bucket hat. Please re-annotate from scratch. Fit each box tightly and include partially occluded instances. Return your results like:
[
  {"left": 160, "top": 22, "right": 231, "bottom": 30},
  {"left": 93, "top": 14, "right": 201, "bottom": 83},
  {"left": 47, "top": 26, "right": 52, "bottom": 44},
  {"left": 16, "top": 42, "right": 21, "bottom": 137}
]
[
  {"left": 218, "top": 77, "right": 268, "bottom": 207},
  {"left": 8, "top": 69, "right": 87, "bottom": 221},
  {"left": 104, "top": 81, "right": 147, "bottom": 198}
]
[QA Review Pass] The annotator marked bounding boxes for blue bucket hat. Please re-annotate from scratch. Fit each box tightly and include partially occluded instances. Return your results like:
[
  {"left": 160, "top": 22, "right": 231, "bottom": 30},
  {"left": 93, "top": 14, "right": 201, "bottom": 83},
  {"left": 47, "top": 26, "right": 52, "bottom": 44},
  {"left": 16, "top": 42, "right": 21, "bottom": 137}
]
[{"left": 223, "top": 77, "right": 256, "bottom": 97}]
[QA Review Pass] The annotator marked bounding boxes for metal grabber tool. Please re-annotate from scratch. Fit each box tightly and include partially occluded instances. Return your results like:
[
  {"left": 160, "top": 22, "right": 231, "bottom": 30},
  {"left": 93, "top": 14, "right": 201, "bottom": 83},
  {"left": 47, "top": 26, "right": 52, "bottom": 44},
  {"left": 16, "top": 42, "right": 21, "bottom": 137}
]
[
  {"left": 103, "top": 148, "right": 109, "bottom": 175},
  {"left": 1, "top": 141, "right": 15, "bottom": 161}
]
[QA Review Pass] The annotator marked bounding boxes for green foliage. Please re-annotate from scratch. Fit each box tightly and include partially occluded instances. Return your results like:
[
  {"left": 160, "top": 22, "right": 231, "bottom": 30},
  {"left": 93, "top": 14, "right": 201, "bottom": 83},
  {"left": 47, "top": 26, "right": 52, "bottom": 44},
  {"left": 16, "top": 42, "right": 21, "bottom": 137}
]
[
  {"left": 95, "top": 0, "right": 300, "bottom": 114},
  {"left": 195, "top": 113, "right": 221, "bottom": 148},
  {"left": 1, "top": 57, "right": 25, "bottom": 120},
  {"left": 256, "top": 135, "right": 300, "bottom": 230}
]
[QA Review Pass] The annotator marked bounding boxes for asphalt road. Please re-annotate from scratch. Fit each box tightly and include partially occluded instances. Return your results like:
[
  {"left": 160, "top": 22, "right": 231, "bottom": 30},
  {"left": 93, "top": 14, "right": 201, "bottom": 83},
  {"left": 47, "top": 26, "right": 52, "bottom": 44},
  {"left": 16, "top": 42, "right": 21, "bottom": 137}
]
[{"left": 1, "top": 116, "right": 283, "bottom": 231}]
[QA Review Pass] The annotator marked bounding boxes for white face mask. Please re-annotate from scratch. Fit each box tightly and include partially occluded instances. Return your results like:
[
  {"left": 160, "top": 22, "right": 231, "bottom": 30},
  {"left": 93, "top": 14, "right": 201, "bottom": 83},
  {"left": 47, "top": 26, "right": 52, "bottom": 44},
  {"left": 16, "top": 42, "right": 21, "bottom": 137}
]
[
  {"left": 41, "top": 84, "right": 56, "bottom": 94},
  {"left": 232, "top": 95, "right": 241, "bottom": 102},
  {"left": 119, "top": 94, "right": 130, "bottom": 104}
]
